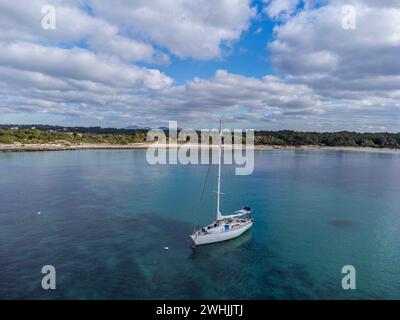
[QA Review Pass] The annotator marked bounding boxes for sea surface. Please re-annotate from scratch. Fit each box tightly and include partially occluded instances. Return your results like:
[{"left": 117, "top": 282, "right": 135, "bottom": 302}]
[{"left": 1, "top": 149, "right": 400, "bottom": 299}]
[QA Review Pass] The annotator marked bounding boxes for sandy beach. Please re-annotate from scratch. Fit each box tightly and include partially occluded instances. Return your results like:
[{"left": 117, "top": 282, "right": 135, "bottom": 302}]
[{"left": 1, "top": 142, "right": 399, "bottom": 154}]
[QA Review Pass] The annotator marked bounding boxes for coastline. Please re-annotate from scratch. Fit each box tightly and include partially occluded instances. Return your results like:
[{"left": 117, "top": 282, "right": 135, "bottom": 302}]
[{"left": 1, "top": 142, "right": 400, "bottom": 154}]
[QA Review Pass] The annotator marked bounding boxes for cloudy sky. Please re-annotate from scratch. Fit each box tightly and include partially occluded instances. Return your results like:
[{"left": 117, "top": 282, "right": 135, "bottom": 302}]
[{"left": 0, "top": 0, "right": 399, "bottom": 131}]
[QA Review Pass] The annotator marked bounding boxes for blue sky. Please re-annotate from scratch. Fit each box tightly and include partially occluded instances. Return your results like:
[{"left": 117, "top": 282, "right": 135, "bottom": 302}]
[
  {"left": 155, "top": 4, "right": 277, "bottom": 85},
  {"left": 0, "top": 0, "right": 399, "bottom": 131}
]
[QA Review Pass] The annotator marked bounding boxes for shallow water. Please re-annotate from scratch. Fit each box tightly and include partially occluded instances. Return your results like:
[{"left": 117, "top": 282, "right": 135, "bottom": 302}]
[{"left": 1, "top": 150, "right": 400, "bottom": 299}]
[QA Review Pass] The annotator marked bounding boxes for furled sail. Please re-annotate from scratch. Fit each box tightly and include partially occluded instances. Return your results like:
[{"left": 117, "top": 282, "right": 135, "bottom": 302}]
[{"left": 217, "top": 208, "right": 252, "bottom": 221}]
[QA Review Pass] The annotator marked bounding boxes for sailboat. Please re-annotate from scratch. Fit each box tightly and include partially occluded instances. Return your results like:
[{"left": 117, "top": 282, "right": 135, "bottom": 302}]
[{"left": 190, "top": 123, "right": 254, "bottom": 247}]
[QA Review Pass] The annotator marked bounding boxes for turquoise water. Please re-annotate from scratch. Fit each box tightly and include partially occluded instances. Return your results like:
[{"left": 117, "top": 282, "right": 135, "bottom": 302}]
[{"left": 1, "top": 150, "right": 400, "bottom": 299}]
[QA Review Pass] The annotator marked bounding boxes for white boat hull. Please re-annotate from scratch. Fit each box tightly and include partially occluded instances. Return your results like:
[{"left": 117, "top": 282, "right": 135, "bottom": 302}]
[{"left": 191, "top": 221, "right": 253, "bottom": 246}]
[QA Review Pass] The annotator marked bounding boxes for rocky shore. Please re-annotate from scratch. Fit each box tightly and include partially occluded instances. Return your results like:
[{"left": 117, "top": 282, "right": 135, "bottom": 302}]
[{"left": 1, "top": 142, "right": 399, "bottom": 154}]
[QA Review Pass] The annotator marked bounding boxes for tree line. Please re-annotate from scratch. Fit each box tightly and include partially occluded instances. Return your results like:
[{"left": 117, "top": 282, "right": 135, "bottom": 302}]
[
  {"left": 253, "top": 130, "right": 400, "bottom": 148},
  {"left": 0, "top": 128, "right": 146, "bottom": 145},
  {"left": 0, "top": 125, "right": 399, "bottom": 148}
]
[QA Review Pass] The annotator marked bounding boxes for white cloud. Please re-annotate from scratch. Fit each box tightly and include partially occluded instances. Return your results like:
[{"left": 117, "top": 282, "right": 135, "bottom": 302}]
[
  {"left": 88, "top": 0, "right": 256, "bottom": 59},
  {"left": 0, "top": 0, "right": 167, "bottom": 64},
  {"left": 269, "top": 1, "right": 400, "bottom": 80},
  {"left": 0, "top": 0, "right": 399, "bottom": 131},
  {"left": 0, "top": 0, "right": 255, "bottom": 62},
  {"left": 265, "top": 0, "right": 400, "bottom": 129},
  {"left": 263, "top": 0, "right": 301, "bottom": 20},
  {"left": 0, "top": 42, "right": 172, "bottom": 90},
  {"left": 0, "top": 65, "right": 327, "bottom": 129}
]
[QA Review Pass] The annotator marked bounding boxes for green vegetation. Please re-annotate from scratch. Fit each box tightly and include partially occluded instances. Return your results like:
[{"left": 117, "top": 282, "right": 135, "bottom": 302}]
[
  {"left": 0, "top": 128, "right": 146, "bottom": 145},
  {"left": 253, "top": 131, "right": 400, "bottom": 148},
  {"left": 1, "top": 126, "right": 399, "bottom": 149}
]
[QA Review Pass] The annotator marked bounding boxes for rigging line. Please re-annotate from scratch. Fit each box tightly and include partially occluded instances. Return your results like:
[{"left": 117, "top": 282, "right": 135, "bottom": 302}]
[{"left": 192, "top": 159, "right": 212, "bottom": 233}]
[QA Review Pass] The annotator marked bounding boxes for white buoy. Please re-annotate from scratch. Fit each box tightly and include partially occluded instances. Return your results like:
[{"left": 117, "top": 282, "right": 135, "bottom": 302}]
[
  {"left": 37, "top": 212, "right": 41, "bottom": 215},
  {"left": 164, "top": 246, "right": 169, "bottom": 251}
]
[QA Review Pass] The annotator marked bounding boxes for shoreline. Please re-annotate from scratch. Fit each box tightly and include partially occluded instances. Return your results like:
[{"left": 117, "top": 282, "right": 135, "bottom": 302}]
[{"left": 1, "top": 143, "right": 400, "bottom": 154}]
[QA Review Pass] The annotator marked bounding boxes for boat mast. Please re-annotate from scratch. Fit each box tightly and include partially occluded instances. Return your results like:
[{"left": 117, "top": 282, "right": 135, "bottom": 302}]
[{"left": 216, "top": 120, "right": 222, "bottom": 220}]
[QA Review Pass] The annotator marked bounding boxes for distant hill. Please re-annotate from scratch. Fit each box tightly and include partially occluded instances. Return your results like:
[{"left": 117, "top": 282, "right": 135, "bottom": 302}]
[
  {"left": 125, "top": 125, "right": 151, "bottom": 130},
  {"left": 0, "top": 124, "right": 148, "bottom": 134}
]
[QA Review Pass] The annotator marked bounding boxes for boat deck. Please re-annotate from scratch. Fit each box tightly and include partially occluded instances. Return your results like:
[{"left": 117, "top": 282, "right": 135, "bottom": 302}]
[{"left": 194, "top": 216, "right": 253, "bottom": 236}]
